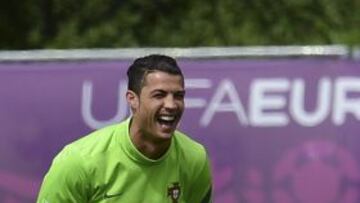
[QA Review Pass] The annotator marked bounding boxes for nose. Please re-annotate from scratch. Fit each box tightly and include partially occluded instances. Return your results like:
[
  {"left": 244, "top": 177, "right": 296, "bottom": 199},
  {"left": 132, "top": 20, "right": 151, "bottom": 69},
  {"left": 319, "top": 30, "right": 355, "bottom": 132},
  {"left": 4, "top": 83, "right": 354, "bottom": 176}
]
[{"left": 164, "top": 95, "right": 177, "bottom": 110}]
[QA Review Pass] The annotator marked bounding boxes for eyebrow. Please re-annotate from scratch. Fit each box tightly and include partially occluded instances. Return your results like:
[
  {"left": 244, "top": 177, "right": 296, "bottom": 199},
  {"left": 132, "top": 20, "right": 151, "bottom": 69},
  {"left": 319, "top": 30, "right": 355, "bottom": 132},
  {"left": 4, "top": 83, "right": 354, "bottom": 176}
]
[{"left": 150, "top": 89, "right": 185, "bottom": 94}]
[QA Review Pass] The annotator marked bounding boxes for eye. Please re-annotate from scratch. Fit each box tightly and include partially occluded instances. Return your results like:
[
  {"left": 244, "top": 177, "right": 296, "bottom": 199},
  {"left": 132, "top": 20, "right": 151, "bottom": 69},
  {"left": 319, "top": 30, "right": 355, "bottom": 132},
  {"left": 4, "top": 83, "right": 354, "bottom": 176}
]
[
  {"left": 174, "top": 92, "right": 185, "bottom": 100},
  {"left": 152, "top": 92, "right": 166, "bottom": 99}
]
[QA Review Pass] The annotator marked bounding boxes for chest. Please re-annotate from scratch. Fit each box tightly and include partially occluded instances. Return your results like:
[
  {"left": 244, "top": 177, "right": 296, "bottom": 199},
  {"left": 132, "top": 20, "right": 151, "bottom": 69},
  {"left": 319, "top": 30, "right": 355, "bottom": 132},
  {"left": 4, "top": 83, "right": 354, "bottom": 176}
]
[{"left": 89, "top": 159, "right": 188, "bottom": 203}]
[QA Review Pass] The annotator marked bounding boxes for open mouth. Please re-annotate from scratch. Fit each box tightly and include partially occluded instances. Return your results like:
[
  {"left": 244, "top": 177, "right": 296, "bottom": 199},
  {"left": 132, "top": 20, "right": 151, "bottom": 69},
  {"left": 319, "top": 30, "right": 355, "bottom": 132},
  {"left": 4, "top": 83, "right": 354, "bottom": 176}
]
[{"left": 157, "top": 115, "right": 177, "bottom": 128}]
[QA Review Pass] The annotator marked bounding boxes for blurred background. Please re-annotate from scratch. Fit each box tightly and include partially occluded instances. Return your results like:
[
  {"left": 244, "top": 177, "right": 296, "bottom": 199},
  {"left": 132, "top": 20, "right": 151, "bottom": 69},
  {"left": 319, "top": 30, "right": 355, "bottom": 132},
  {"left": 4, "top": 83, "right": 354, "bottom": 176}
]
[
  {"left": 1, "top": 0, "right": 359, "bottom": 49},
  {"left": 1, "top": 1, "right": 360, "bottom": 203}
]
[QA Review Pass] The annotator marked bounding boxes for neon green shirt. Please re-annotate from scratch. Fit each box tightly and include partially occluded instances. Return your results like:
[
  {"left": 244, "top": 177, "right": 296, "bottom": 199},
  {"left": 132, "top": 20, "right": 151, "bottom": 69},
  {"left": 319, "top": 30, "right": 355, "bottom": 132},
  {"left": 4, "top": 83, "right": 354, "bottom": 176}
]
[{"left": 37, "top": 118, "right": 212, "bottom": 203}]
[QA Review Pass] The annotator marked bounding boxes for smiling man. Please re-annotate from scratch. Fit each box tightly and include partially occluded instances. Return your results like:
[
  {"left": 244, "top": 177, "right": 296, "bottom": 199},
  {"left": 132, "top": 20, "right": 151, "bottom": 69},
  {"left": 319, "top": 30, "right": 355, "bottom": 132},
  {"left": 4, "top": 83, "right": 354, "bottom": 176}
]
[{"left": 37, "top": 54, "right": 212, "bottom": 203}]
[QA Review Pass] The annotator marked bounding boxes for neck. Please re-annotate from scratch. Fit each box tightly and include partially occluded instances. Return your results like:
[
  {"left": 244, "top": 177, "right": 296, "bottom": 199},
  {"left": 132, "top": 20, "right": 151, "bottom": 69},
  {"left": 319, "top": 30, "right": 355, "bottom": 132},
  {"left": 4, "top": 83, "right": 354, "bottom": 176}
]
[{"left": 129, "top": 121, "right": 172, "bottom": 160}]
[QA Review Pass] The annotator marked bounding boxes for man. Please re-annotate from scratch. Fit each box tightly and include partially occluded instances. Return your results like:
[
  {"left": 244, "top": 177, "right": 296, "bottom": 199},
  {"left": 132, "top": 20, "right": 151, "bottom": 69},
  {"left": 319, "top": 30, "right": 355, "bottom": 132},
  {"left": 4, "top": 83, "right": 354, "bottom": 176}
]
[{"left": 37, "top": 54, "right": 212, "bottom": 203}]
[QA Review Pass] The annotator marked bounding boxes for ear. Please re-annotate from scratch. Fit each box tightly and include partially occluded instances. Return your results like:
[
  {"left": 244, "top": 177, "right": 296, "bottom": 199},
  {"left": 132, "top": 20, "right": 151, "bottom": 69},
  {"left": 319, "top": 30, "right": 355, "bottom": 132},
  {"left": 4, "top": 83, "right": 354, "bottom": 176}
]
[{"left": 126, "top": 90, "right": 139, "bottom": 112}]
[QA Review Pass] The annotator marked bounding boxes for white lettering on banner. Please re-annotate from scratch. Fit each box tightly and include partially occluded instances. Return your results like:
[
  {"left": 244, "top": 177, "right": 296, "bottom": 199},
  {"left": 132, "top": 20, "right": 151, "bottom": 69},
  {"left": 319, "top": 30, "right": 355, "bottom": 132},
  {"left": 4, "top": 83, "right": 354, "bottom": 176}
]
[
  {"left": 81, "top": 80, "right": 128, "bottom": 129},
  {"left": 81, "top": 77, "right": 360, "bottom": 129},
  {"left": 290, "top": 78, "right": 331, "bottom": 127},
  {"left": 200, "top": 79, "right": 248, "bottom": 127},
  {"left": 333, "top": 77, "right": 360, "bottom": 125},
  {"left": 185, "top": 79, "right": 212, "bottom": 108},
  {"left": 249, "top": 78, "right": 290, "bottom": 127}
]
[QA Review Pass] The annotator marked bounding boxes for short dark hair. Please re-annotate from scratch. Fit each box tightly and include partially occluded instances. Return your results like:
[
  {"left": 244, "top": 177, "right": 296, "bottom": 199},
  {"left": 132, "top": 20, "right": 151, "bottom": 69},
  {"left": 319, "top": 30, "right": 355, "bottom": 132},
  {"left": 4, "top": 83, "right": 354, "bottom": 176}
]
[{"left": 127, "top": 54, "right": 183, "bottom": 94}]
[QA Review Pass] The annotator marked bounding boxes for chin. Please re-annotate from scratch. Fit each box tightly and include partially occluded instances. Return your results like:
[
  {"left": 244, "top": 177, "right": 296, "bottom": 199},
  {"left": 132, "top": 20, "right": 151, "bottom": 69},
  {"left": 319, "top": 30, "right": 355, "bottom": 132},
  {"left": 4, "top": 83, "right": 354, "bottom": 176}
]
[
  {"left": 152, "top": 128, "right": 175, "bottom": 141},
  {"left": 154, "top": 123, "right": 176, "bottom": 138},
  {"left": 158, "top": 132, "right": 174, "bottom": 140}
]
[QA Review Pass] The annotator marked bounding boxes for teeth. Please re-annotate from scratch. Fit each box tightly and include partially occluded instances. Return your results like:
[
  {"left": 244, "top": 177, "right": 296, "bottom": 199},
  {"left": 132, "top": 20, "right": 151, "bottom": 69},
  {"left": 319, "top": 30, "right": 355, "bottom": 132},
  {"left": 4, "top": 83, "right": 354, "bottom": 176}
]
[{"left": 159, "top": 115, "right": 175, "bottom": 121}]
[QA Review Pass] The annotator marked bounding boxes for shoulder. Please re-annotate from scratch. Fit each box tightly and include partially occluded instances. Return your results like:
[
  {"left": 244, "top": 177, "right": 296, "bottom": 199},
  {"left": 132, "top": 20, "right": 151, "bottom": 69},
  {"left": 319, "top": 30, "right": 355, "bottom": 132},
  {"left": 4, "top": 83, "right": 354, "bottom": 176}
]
[
  {"left": 173, "top": 130, "right": 209, "bottom": 165},
  {"left": 172, "top": 130, "right": 212, "bottom": 196},
  {"left": 38, "top": 121, "right": 128, "bottom": 201},
  {"left": 54, "top": 121, "right": 127, "bottom": 165},
  {"left": 174, "top": 130, "right": 205, "bottom": 150}
]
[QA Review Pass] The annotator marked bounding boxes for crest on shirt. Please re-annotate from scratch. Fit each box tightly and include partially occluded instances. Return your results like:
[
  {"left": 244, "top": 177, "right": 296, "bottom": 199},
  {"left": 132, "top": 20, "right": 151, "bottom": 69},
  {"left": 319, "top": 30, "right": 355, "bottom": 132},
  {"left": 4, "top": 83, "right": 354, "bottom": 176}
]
[{"left": 167, "top": 182, "right": 181, "bottom": 203}]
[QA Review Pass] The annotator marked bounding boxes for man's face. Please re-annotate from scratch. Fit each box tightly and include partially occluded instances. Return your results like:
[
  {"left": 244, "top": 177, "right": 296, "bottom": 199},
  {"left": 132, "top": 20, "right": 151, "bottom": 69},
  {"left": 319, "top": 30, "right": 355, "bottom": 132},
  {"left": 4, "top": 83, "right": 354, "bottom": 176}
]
[{"left": 131, "top": 71, "right": 185, "bottom": 141}]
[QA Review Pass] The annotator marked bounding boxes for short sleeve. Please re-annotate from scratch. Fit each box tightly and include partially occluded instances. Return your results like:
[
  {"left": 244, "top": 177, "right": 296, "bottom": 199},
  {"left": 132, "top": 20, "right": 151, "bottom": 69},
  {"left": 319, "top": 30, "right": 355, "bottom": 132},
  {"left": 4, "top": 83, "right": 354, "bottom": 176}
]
[{"left": 36, "top": 148, "right": 89, "bottom": 203}]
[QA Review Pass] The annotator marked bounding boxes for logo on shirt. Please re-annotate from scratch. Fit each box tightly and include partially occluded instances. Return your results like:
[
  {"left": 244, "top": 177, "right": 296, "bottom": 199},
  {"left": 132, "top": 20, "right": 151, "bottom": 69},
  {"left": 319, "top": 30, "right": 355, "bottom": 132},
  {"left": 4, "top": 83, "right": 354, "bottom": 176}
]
[{"left": 167, "top": 182, "right": 181, "bottom": 203}]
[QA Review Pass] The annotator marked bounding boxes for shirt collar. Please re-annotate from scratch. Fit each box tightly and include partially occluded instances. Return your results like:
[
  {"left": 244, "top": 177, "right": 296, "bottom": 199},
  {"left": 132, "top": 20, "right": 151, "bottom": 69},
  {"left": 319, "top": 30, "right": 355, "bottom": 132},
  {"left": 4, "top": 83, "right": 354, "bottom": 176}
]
[{"left": 117, "top": 117, "right": 173, "bottom": 165}]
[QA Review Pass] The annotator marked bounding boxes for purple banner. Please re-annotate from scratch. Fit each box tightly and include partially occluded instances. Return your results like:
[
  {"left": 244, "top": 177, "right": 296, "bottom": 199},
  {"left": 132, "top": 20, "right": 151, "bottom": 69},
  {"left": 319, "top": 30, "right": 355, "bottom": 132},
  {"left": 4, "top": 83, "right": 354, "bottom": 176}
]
[{"left": 1, "top": 58, "right": 360, "bottom": 203}]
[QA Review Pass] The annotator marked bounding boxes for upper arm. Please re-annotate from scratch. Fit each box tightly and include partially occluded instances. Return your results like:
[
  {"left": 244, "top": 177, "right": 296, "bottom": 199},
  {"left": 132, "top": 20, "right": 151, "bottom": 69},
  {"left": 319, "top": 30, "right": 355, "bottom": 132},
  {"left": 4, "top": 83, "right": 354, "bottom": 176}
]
[
  {"left": 188, "top": 150, "right": 213, "bottom": 203},
  {"left": 37, "top": 150, "right": 89, "bottom": 203}
]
